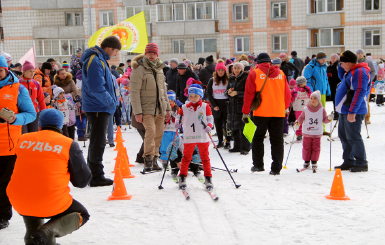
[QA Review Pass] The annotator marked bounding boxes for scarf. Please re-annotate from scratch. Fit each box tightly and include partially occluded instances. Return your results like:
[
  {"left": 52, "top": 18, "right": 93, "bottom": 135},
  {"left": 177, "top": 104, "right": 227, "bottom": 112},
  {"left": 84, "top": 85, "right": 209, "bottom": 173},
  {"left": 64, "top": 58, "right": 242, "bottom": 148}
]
[{"left": 144, "top": 57, "right": 159, "bottom": 73}]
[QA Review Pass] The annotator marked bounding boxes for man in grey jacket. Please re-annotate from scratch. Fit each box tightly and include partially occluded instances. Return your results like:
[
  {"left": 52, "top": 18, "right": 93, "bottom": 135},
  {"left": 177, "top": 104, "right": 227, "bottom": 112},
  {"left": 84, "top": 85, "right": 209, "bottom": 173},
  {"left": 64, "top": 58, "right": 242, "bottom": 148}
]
[
  {"left": 356, "top": 49, "right": 375, "bottom": 124},
  {"left": 130, "top": 43, "right": 171, "bottom": 172}
]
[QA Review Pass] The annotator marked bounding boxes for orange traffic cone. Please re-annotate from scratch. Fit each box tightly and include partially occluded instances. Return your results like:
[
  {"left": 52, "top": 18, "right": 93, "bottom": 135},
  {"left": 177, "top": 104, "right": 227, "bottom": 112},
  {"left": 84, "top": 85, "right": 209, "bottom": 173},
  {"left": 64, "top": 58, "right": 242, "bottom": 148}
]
[
  {"left": 325, "top": 169, "right": 350, "bottom": 200},
  {"left": 111, "top": 151, "right": 121, "bottom": 173},
  {"left": 123, "top": 147, "right": 135, "bottom": 167},
  {"left": 114, "top": 136, "right": 123, "bottom": 151},
  {"left": 114, "top": 126, "right": 125, "bottom": 142},
  {"left": 120, "top": 150, "right": 135, "bottom": 179},
  {"left": 107, "top": 165, "right": 132, "bottom": 201}
]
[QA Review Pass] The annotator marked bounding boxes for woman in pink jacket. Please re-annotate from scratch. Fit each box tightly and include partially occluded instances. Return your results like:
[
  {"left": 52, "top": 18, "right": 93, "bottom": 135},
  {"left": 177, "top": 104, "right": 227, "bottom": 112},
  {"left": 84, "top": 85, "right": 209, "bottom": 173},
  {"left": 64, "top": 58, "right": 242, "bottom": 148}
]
[{"left": 295, "top": 90, "right": 333, "bottom": 171}]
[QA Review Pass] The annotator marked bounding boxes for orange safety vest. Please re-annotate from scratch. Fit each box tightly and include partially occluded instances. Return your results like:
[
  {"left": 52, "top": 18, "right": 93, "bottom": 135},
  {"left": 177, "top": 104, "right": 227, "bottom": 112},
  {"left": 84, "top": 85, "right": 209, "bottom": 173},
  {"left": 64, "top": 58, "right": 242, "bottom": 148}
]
[
  {"left": 253, "top": 69, "right": 287, "bottom": 117},
  {"left": 0, "top": 83, "right": 21, "bottom": 156},
  {"left": 7, "top": 130, "right": 73, "bottom": 217}
]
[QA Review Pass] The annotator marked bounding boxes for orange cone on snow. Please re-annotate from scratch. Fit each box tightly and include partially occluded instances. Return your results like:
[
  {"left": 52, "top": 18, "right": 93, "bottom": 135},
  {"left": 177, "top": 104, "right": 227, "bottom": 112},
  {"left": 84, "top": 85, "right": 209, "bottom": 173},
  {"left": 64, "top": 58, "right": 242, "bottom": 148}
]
[
  {"left": 325, "top": 169, "right": 350, "bottom": 200},
  {"left": 107, "top": 165, "right": 132, "bottom": 201},
  {"left": 114, "top": 126, "right": 125, "bottom": 142},
  {"left": 114, "top": 136, "right": 123, "bottom": 151},
  {"left": 123, "top": 147, "right": 135, "bottom": 167},
  {"left": 120, "top": 150, "right": 135, "bottom": 179},
  {"left": 111, "top": 151, "right": 121, "bottom": 173}
]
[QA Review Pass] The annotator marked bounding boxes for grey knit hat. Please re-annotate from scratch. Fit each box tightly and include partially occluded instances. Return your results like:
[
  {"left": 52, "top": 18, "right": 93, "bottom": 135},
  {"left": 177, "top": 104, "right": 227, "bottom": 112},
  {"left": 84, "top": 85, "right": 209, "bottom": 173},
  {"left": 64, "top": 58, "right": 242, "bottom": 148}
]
[
  {"left": 356, "top": 48, "right": 365, "bottom": 55},
  {"left": 272, "top": 57, "right": 282, "bottom": 65},
  {"left": 170, "top": 58, "right": 179, "bottom": 65},
  {"left": 296, "top": 76, "right": 307, "bottom": 86}
]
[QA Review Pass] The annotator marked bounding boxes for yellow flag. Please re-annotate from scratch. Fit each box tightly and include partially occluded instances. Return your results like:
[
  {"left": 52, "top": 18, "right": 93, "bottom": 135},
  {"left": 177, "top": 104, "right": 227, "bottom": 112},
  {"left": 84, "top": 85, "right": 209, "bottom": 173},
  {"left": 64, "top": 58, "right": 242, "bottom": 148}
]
[{"left": 88, "top": 12, "right": 148, "bottom": 53}]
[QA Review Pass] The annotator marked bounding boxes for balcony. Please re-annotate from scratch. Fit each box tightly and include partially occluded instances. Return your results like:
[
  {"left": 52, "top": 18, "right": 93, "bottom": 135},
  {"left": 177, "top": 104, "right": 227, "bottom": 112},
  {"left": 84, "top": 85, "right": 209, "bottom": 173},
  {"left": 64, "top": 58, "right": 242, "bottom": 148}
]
[
  {"left": 157, "top": 20, "right": 216, "bottom": 36},
  {"left": 33, "top": 26, "right": 84, "bottom": 39},
  {"left": 30, "top": 0, "right": 83, "bottom": 10},
  {"left": 306, "top": 12, "right": 343, "bottom": 29}
]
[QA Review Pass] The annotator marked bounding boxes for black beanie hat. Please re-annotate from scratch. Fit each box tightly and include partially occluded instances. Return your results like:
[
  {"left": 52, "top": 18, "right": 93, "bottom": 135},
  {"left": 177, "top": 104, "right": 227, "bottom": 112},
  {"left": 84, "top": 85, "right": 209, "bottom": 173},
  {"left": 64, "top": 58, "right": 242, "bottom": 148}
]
[
  {"left": 291, "top": 51, "right": 297, "bottom": 56},
  {"left": 100, "top": 36, "right": 122, "bottom": 50},
  {"left": 205, "top": 55, "right": 214, "bottom": 64},
  {"left": 198, "top": 57, "right": 205, "bottom": 65},
  {"left": 46, "top": 58, "right": 55, "bottom": 63},
  {"left": 340, "top": 50, "right": 357, "bottom": 63},
  {"left": 256, "top": 53, "right": 271, "bottom": 64},
  {"left": 41, "top": 62, "right": 52, "bottom": 71},
  {"left": 177, "top": 63, "right": 187, "bottom": 69}
]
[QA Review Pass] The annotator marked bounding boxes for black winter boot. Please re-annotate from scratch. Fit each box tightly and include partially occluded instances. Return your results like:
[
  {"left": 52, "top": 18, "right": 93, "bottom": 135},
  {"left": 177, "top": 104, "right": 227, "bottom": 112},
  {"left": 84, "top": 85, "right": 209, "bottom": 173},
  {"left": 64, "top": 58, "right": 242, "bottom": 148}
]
[
  {"left": 334, "top": 162, "right": 352, "bottom": 171},
  {"left": 23, "top": 217, "right": 44, "bottom": 245},
  {"left": 152, "top": 156, "right": 162, "bottom": 171},
  {"left": 204, "top": 176, "right": 214, "bottom": 189},
  {"left": 31, "top": 212, "right": 81, "bottom": 245},
  {"left": 179, "top": 175, "right": 187, "bottom": 189},
  {"left": 144, "top": 155, "right": 153, "bottom": 172},
  {"left": 136, "top": 153, "right": 144, "bottom": 164}
]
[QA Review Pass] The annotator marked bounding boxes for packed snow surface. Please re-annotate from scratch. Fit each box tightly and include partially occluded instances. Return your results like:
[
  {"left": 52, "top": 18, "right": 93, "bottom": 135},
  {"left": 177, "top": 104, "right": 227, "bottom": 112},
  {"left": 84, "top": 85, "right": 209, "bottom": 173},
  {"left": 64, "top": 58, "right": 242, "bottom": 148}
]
[{"left": 2, "top": 102, "right": 385, "bottom": 244}]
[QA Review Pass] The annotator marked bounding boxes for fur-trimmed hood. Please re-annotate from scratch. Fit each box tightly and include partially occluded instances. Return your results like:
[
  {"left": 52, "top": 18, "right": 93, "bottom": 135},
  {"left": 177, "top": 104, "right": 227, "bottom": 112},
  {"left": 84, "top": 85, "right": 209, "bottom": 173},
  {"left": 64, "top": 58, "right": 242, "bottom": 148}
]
[
  {"left": 54, "top": 72, "right": 73, "bottom": 87},
  {"left": 131, "top": 54, "right": 165, "bottom": 70}
]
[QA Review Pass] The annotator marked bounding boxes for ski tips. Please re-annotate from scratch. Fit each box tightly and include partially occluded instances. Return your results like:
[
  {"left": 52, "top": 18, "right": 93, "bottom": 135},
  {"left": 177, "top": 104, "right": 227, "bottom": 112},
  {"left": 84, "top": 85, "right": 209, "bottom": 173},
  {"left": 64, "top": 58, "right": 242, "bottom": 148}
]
[
  {"left": 158, "top": 185, "right": 164, "bottom": 190},
  {"left": 233, "top": 169, "right": 238, "bottom": 173},
  {"left": 235, "top": 184, "right": 241, "bottom": 189}
]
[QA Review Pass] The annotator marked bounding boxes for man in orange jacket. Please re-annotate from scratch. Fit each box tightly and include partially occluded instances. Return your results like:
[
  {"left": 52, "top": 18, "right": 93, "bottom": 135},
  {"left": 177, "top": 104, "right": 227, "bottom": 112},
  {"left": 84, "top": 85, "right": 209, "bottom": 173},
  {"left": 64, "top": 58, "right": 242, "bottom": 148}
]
[
  {"left": 7, "top": 109, "right": 92, "bottom": 245},
  {"left": 242, "top": 53, "right": 291, "bottom": 175}
]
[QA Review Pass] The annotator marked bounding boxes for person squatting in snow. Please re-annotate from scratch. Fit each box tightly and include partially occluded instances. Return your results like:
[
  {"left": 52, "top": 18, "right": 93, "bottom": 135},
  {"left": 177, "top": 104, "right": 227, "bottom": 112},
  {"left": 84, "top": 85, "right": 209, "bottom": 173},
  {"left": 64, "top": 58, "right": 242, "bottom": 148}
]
[
  {"left": 290, "top": 76, "right": 312, "bottom": 141},
  {"left": 295, "top": 90, "right": 333, "bottom": 170},
  {"left": 174, "top": 84, "right": 214, "bottom": 189}
]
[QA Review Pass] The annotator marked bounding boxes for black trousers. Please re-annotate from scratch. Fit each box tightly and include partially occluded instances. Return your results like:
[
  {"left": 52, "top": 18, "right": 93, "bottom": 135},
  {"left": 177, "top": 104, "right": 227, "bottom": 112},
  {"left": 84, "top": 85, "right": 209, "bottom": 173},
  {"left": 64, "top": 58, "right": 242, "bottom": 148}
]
[
  {"left": 212, "top": 99, "right": 230, "bottom": 143},
  {"left": 0, "top": 155, "right": 17, "bottom": 220},
  {"left": 232, "top": 128, "right": 250, "bottom": 152},
  {"left": 85, "top": 112, "right": 111, "bottom": 180},
  {"left": 22, "top": 112, "right": 39, "bottom": 134},
  {"left": 376, "top": 94, "right": 383, "bottom": 105},
  {"left": 137, "top": 129, "right": 145, "bottom": 157},
  {"left": 252, "top": 117, "right": 284, "bottom": 172},
  {"left": 23, "top": 199, "right": 89, "bottom": 227}
]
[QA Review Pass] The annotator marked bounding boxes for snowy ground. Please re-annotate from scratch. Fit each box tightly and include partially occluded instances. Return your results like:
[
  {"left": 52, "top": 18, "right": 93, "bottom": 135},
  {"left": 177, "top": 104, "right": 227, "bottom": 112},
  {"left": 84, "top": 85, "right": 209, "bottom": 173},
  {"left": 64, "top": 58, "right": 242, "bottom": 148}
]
[{"left": 2, "top": 101, "right": 385, "bottom": 245}]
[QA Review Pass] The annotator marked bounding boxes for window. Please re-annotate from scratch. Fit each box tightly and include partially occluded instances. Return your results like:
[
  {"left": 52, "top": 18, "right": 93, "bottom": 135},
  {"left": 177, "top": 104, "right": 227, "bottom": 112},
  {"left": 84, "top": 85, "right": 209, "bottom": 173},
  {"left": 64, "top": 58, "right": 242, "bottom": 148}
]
[
  {"left": 272, "top": 34, "right": 288, "bottom": 52},
  {"left": 271, "top": 2, "right": 287, "bottom": 19},
  {"left": 365, "top": 0, "right": 380, "bottom": 11},
  {"left": 186, "top": 2, "right": 215, "bottom": 20},
  {"left": 309, "top": 28, "right": 344, "bottom": 47},
  {"left": 311, "top": 0, "right": 343, "bottom": 13},
  {"left": 195, "top": 38, "right": 217, "bottom": 53},
  {"left": 157, "top": 4, "right": 173, "bottom": 21},
  {"left": 234, "top": 37, "right": 250, "bottom": 53},
  {"left": 174, "top": 4, "right": 184, "bottom": 21},
  {"left": 99, "top": 11, "right": 114, "bottom": 27},
  {"left": 66, "top": 12, "right": 83, "bottom": 26},
  {"left": 34, "top": 39, "right": 86, "bottom": 57},
  {"left": 364, "top": 29, "right": 381, "bottom": 46},
  {"left": 173, "top": 40, "right": 185, "bottom": 53},
  {"left": 233, "top": 4, "right": 249, "bottom": 21},
  {"left": 126, "top": 6, "right": 151, "bottom": 22}
]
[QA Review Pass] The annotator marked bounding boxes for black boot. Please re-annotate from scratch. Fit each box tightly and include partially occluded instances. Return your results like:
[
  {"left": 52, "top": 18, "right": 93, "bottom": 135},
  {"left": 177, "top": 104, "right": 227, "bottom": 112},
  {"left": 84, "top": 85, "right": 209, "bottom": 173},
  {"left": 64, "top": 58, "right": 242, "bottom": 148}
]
[
  {"left": 143, "top": 155, "right": 153, "bottom": 172},
  {"left": 216, "top": 141, "right": 224, "bottom": 148},
  {"left": 31, "top": 213, "right": 81, "bottom": 245},
  {"left": 136, "top": 153, "right": 144, "bottom": 164},
  {"left": 251, "top": 166, "right": 265, "bottom": 172},
  {"left": 23, "top": 217, "right": 44, "bottom": 245},
  {"left": 229, "top": 148, "right": 240, "bottom": 153},
  {"left": 89, "top": 176, "right": 113, "bottom": 187},
  {"left": 334, "top": 162, "right": 352, "bottom": 171},
  {"left": 179, "top": 175, "right": 187, "bottom": 189},
  {"left": 350, "top": 165, "right": 368, "bottom": 172},
  {"left": 204, "top": 176, "right": 214, "bottom": 189},
  {"left": 0, "top": 219, "right": 9, "bottom": 230},
  {"left": 152, "top": 156, "right": 162, "bottom": 171}
]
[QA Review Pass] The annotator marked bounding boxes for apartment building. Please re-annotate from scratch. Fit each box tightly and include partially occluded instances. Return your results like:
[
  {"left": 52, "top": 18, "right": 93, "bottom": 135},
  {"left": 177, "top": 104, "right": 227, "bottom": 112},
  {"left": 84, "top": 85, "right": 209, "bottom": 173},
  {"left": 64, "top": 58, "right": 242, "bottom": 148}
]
[{"left": 0, "top": 0, "right": 383, "bottom": 66}]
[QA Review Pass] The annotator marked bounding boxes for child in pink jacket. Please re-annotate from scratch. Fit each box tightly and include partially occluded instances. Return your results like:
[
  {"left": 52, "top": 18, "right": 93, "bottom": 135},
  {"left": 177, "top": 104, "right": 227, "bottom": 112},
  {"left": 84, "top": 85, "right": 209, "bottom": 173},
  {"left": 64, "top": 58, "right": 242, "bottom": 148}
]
[
  {"left": 295, "top": 90, "right": 333, "bottom": 171},
  {"left": 291, "top": 76, "right": 312, "bottom": 140}
]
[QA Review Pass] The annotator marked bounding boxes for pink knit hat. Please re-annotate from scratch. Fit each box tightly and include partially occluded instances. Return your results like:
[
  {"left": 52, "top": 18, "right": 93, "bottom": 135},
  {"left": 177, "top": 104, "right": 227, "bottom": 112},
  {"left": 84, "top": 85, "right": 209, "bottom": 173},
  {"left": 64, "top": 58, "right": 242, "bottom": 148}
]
[
  {"left": 215, "top": 62, "right": 226, "bottom": 72},
  {"left": 145, "top": 43, "right": 159, "bottom": 56},
  {"left": 22, "top": 60, "right": 35, "bottom": 72},
  {"left": 377, "top": 63, "right": 384, "bottom": 78},
  {"left": 122, "top": 79, "right": 129, "bottom": 86},
  {"left": 279, "top": 53, "right": 287, "bottom": 59},
  {"left": 289, "top": 79, "right": 296, "bottom": 86}
]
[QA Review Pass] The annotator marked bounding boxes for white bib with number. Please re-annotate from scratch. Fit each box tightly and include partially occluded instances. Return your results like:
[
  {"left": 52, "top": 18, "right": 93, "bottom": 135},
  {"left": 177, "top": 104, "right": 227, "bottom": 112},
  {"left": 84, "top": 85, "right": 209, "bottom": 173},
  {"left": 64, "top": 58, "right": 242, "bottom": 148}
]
[
  {"left": 56, "top": 100, "right": 69, "bottom": 125},
  {"left": 293, "top": 91, "right": 310, "bottom": 111},
  {"left": 302, "top": 106, "right": 323, "bottom": 135},
  {"left": 182, "top": 103, "right": 209, "bottom": 144},
  {"left": 376, "top": 82, "right": 384, "bottom": 95},
  {"left": 165, "top": 110, "right": 178, "bottom": 132}
]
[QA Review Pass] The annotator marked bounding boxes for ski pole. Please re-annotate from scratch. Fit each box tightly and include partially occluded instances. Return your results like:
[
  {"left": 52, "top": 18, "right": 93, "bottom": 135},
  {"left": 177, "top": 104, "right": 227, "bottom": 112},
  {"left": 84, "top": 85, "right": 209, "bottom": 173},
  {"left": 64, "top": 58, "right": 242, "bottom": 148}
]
[
  {"left": 198, "top": 164, "right": 238, "bottom": 173},
  {"left": 159, "top": 115, "right": 182, "bottom": 190},
  {"left": 329, "top": 112, "right": 334, "bottom": 171},
  {"left": 364, "top": 119, "right": 370, "bottom": 138},
  {"left": 330, "top": 117, "right": 339, "bottom": 136},
  {"left": 201, "top": 121, "right": 241, "bottom": 189},
  {"left": 284, "top": 123, "right": 298, "bottom": 169}
]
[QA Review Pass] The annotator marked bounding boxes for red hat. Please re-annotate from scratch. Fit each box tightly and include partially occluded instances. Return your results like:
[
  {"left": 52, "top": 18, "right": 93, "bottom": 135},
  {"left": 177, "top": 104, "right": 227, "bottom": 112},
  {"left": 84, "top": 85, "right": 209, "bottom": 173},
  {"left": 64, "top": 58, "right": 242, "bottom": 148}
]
[
  {"left": 22, "top": 61, "right": 35, "bottom": 72},
  {"left": 215, "top": 62, "right": 226, "bottom": 72},
  {"left": 145, "top": 43, "right": 159, "bottom": 56},
  {"left": 289, "top": 79, "right": 296, "bottom": 86}
]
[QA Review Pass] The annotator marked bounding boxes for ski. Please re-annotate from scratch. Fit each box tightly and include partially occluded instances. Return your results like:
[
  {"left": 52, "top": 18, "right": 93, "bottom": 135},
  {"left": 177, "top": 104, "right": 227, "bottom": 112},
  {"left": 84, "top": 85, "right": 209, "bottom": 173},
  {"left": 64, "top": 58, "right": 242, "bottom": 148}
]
[
  {"left": 296, "top": 167, "right": 308, "bottom": 172},
  {"left": 180, "top": 187, "right": 190, "bottom": 200},
  {"left": 285, "top": 140, "right": 302, "bottom": 145},
  {"left": 140, "top": 170, "right": 162, "bottom": 175},
  {"left": 327, "top": 137, "right": 339, "bottom": 141},
  {"left": 172, "top": 175, "right": 178, "bottom": 183},
  {"left": 196, "top": 175, "right": 219, "bottom": 201}
]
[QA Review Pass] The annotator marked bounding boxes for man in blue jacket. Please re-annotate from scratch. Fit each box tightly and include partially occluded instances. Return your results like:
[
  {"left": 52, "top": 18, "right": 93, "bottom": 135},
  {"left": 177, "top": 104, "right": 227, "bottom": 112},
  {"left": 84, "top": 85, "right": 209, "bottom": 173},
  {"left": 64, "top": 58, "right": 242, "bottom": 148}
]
[
  {"left": 303, "top": 51, "right": 331, "bottom": 135},
  {"left": 81, "top": 36, "right": 120, "bottom": 187},
  {"left": 0, "top": 55, "right": 36, "bottom": 230},
  {"left": 334, "top": 50, "right": 370, "bottom": 172}
]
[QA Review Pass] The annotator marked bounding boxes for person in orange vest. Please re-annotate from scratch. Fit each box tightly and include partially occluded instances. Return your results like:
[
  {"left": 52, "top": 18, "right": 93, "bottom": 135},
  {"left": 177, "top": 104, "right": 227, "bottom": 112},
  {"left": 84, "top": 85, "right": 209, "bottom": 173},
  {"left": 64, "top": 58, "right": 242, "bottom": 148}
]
[
  {"left": 242, "top": 53, "right": 291, "bottom": 175},
  {"left": 0, "top": 55, "right": 37, "bottom": 230},
  {"left": 7, "top": 108, "right": 92, "bottom": 244},
  {"left": 34, "top": 62, "right": 54, "bottom": 98}
]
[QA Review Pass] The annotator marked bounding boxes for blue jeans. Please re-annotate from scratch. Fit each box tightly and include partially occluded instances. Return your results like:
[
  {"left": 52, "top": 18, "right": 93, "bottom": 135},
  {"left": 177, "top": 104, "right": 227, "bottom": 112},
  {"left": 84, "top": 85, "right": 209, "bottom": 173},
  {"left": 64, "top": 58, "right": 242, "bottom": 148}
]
[
  {"left": 338, "top": 114, "right": 367, "bottom": 166},
  {"left": 76, "top": 114, "right": 87, "bottom": 138},
  {"left": 107, "top": 114, "right": 114, "bottom": 144}
]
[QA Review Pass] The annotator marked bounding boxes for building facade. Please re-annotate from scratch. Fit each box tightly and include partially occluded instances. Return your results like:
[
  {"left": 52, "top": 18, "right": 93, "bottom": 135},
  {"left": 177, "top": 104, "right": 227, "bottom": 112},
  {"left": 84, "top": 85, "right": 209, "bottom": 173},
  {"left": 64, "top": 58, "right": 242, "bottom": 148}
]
[{"left": 0, "top": 0, "right": 383, "bottom": 66}]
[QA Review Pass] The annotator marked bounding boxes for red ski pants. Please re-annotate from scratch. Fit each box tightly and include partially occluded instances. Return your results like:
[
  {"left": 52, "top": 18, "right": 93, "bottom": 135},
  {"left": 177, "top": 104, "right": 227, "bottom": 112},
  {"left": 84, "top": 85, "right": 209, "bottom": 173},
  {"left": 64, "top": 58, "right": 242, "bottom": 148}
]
[
  {"left": 180, "top": 142, "right": 212, "bottom": 177},
  {"left": 295, "top": 111, "right": 303, "bottom": 136},
  {"left": 302, "top": 136, "right": 321, "bottom": 162}
]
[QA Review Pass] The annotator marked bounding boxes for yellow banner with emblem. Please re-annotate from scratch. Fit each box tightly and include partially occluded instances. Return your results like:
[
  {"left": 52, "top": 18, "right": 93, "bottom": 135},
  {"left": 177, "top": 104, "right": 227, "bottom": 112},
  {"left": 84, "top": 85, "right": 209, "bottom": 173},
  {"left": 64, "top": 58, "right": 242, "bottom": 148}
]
[{"left": 88, "top": 12, "right": 148, "bottom": 53}]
